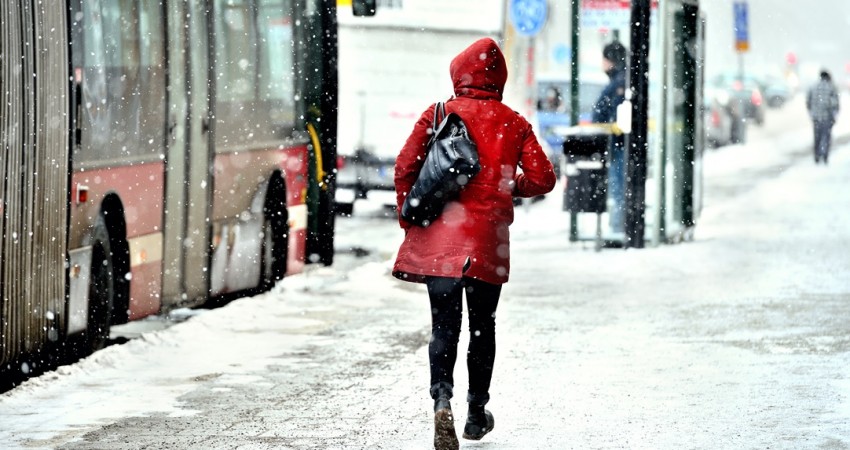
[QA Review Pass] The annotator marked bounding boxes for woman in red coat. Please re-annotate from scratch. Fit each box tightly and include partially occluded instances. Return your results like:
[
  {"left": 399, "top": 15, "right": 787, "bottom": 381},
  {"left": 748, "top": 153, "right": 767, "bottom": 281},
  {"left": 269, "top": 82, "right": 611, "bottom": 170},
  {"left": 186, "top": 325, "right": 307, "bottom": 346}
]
[{"left": 393, "top": 38, "right": 556, "bottom": 450}]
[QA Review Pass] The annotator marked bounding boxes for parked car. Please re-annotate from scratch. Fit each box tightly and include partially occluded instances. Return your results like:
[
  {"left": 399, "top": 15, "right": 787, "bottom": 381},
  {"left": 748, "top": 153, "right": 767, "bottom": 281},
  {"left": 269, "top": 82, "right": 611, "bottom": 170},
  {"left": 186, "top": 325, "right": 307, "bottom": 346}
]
[
  {"left": 704, "top": 89, "right": 732, "bottom": 147},
  {"left": 704, "top": 87, "right": 746, "bottom": 147},
  {"left": 760, "top": 75, "right": 792, "bottom": 108},
  {"left": 732, "top": 78, "right": 765, "bottom": 125},
  {"left": 712, "top": 73, "right": 765, "bottom": 126}
]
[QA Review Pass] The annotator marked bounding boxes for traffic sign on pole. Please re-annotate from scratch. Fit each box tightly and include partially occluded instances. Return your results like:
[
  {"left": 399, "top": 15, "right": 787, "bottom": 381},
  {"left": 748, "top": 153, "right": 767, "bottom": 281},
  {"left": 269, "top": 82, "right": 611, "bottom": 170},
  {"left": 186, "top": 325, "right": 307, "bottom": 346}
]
[
  {"left": 733, "top": 2, "right": 749, "bottom": 52},
  {"left": 509, "top": 0, "right": 548, "bottom": 37}
]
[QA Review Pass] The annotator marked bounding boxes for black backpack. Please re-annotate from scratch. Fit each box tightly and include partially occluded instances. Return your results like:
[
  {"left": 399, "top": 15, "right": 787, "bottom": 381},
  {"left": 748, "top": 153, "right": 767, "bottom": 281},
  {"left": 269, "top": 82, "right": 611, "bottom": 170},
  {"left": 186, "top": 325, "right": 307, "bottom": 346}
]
[{"left": 401, "top": 102, "right": 481, "bottom": 227}]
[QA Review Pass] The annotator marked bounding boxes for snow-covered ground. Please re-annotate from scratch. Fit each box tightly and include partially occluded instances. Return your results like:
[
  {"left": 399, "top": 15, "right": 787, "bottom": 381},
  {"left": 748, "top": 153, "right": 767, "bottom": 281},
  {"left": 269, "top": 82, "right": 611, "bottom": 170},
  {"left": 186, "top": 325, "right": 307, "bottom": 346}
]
[{"left": 1, "top": 98, "right": 849, "bottom": 449}]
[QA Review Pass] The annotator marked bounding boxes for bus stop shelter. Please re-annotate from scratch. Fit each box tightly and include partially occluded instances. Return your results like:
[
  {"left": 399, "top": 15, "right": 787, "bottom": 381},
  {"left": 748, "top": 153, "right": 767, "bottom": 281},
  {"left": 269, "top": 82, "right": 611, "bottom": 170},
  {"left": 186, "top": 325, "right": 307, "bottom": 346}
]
[{"left": 561, "top": 0, "right": 704, "bottom": 248}]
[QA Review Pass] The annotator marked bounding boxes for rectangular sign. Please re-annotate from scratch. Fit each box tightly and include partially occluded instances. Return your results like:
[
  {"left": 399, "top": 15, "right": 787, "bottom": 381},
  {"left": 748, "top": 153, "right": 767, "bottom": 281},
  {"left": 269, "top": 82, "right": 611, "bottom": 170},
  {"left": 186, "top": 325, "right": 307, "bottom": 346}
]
[
  {"left": 582, "top": 0, "right": 658, "bottom": 9},
  {"left": 733, "top": 1, "right": 749, "bottom": 52},
  {"left": 337, "top": 0, "right": 505, "bottom": 34},
  {"left": 580, "top": 0, "right": 658, "bottom": 30}
]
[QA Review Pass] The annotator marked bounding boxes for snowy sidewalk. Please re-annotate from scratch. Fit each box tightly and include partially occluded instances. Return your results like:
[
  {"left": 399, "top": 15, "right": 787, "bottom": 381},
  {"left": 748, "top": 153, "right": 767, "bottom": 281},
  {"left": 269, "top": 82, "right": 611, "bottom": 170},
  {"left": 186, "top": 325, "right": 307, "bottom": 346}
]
[{"left": 2, "top": 125, "right": 850, "bottom": 448}]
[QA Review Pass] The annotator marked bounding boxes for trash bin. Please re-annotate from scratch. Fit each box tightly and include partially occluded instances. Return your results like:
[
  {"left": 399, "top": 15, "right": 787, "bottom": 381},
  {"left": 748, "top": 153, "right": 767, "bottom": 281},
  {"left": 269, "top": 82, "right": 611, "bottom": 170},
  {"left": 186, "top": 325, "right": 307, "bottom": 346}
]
[{"left": 559, "top": 126, "right": 612, "bottom": 249}]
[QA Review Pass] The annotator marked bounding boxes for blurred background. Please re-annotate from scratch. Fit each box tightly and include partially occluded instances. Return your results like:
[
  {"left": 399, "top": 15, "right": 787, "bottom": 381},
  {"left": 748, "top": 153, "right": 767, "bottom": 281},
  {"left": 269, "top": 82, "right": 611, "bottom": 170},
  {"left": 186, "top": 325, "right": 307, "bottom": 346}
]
[{"left": 330, "top": 0, "right": 850, "bottom": 255}]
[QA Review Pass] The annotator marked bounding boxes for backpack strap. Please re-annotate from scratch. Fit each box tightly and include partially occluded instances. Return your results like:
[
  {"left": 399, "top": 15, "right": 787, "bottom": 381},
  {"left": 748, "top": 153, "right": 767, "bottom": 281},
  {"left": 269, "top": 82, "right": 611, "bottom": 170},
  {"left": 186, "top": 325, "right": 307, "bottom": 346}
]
[
  {"left": 433, "top": 102, "right": 446, "bottom": 132},
  {"left": 426, "top": 102, "right": 447, "bottom": 147}
]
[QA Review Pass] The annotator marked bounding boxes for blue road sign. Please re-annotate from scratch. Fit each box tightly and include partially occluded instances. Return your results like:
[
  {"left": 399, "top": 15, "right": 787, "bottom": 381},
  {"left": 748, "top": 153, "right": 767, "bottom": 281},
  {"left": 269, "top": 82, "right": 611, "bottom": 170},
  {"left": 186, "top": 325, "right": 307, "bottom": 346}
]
[
  {"left": 733, "top": 1, "right": 749, "bottom": 52},
  {"left": 553, "top": 44, "right": 571, "bottom": 65},
  {"left": 509, "top": 0, "right": 548, "bottom": 37}
]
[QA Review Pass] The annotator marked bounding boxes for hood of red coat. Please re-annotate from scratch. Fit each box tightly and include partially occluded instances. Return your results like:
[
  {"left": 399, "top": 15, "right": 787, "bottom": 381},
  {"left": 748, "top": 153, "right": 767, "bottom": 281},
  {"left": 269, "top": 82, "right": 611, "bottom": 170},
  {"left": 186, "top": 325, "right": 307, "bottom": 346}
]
[{"left": 450, "top": 38, "right": 508, "bottom": 101}]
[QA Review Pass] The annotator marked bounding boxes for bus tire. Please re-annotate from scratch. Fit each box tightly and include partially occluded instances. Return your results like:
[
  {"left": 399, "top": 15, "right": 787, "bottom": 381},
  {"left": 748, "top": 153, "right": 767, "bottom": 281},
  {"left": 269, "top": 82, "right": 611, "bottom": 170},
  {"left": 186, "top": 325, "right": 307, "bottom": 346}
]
[
  {"left": 83, "top": 218, "right": 115, "bottom": 355},
  {"left": 108, "top": 227, "right": 130, "bottom": 326},
  {"left": 260, "top": 178, "right": 289, "bottom": 292}
]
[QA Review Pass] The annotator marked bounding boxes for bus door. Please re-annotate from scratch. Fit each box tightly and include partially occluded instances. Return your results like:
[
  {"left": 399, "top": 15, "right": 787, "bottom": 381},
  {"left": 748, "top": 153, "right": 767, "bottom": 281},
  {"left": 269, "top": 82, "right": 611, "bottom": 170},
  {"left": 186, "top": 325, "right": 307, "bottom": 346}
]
[{"left": 161, "top": 1, "right": 214, "bottom": 307}]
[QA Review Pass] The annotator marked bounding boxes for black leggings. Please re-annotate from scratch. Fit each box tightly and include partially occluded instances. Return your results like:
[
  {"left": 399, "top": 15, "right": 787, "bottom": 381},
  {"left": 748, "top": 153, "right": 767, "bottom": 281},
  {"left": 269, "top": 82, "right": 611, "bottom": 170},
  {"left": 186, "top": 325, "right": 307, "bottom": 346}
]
[{"left": 426, "top": 276, "right": 502, "bottom": 406}]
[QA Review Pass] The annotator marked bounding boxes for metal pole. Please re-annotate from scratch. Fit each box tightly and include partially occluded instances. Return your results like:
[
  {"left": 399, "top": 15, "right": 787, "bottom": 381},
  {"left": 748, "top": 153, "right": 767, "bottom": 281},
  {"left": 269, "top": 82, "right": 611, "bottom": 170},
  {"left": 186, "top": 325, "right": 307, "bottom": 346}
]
[
  {"left": 316, "top": 0, "right": 338, "bottom": 265},
  {"left": 626, "top": 0, "right": 651, "bottom": 248},
  {"left": 569, "top": 0, "right": 581, "bottom": 242},
  {"left": 681, "top": 4, "right": 699, "bottom": 228},
  {"left": 570, "top": 0, "right": 580, "bottom": 129},
  {"left": 738, "top": 51, "right": 745, "bottom": 80}
]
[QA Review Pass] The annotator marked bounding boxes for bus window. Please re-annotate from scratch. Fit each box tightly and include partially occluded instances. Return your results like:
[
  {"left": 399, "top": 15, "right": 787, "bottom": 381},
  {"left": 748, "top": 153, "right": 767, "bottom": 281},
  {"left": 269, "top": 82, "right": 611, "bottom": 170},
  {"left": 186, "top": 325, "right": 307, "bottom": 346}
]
[
  {"left": 138, "top": 0, "right": 167, "bottom": 150},
  {"left": 214, "top": 0, "right": 297, "bottom": 150},
  {"left": 215, "top": 0, "right": 257, "bottom": 103},
  {"left": 258, "top": 0, "right": 296, "bottom": 138},
  {"left": 76, "top": 0, "right": 166, "bottom": 166}
]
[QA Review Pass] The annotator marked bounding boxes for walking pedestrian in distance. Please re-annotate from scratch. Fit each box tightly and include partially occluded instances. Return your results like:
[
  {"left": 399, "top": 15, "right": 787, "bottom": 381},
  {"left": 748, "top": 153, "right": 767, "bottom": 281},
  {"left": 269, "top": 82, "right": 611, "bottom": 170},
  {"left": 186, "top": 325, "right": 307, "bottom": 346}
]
[
  {"left": 392, "top": 38, "right": 556, "bottom": 450},
  {"left": 806, "top": 70, "right": 840, "bottom": 164}
]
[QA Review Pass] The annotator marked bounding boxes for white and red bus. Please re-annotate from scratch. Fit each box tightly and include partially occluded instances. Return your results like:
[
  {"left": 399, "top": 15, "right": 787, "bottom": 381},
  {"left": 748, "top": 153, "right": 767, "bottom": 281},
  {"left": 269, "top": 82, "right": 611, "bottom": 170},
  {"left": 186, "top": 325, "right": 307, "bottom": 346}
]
[{"left": 1, "top": 0, "right": 375, "bottom": 380}]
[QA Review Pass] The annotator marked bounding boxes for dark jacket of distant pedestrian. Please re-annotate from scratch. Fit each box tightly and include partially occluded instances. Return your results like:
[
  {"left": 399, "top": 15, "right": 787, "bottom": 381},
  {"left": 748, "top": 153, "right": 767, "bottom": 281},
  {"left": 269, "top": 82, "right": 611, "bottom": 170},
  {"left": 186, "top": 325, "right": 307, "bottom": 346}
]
[
  {"left": 592, "top": 43, "right": 627, "bottom": 125},
  {"left": 806, "top": 70, "right": 840, "bottom": 164},
  {"left": 392, "top": 38, "right": 556, "bottom": 449},
  {"left": 592, "top": 41, "right": 628, "bottom": 232}
]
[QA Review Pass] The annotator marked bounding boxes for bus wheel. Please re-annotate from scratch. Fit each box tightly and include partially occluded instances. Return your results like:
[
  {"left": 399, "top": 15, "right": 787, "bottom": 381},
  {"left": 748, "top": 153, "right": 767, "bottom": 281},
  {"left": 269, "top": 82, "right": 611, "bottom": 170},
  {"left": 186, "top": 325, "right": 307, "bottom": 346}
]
[
  {"left": 84, "top": 221, "right": 115, "bottom": 354},
  {"left": 260, "top": 180, "right": 289, "bottom": 292}
]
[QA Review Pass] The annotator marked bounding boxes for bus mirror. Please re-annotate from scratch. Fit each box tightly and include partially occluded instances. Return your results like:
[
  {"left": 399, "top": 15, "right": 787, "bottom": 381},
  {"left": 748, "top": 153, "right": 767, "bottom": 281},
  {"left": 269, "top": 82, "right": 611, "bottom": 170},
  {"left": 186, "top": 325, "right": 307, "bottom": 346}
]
[{"left": 352, "top": 0, "right": 376, "bottom": 17}]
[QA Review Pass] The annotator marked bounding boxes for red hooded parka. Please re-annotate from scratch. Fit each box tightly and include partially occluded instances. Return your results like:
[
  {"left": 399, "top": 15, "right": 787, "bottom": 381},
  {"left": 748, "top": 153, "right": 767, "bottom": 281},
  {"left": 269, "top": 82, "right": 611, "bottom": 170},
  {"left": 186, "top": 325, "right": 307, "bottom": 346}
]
[{"left": 392, "top": 38, "right": 556, "bottom": 285}]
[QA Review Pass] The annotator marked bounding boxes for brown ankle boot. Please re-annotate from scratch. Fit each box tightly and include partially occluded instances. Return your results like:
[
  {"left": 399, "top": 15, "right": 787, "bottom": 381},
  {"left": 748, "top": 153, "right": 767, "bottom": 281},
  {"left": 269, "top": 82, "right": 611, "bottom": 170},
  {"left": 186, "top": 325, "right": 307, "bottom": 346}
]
[
  {"left": 433, "top": 405, "right": 459, "bottom": 450},
  {"left": 431, "top": 383, "right": 458, "bottom": 450}
]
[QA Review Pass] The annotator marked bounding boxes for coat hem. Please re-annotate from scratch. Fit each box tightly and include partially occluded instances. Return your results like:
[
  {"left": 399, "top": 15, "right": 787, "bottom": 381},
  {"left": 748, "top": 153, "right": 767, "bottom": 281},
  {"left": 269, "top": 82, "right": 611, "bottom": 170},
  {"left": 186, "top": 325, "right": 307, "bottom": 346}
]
[
  {"left": 392, "top": 270, "right": 428, "bottom": 284},
  {"left": 392, "top": 269, "right": 507, "bottom": 286}
]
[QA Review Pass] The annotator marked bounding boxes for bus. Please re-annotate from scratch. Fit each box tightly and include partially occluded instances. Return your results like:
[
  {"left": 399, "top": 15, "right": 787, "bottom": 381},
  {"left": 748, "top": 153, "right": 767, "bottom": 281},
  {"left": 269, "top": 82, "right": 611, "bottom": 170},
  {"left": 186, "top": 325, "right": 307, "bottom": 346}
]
[{"left": 1, "top": 0, "right": 374, "bottom": 381}]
